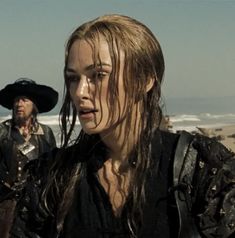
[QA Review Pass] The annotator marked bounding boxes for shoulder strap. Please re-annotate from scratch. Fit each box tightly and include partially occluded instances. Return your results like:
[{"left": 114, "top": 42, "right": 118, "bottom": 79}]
[{"left": 173, "top": 130, "right": 201, "bottom": 238}]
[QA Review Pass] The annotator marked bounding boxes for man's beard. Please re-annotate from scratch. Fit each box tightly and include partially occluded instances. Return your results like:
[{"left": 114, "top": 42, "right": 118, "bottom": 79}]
[{"left": 14, "top": 113, "right": 31, "bottom": 126}]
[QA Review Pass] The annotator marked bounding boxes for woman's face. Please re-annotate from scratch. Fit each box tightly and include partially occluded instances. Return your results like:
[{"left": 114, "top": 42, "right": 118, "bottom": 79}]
[{"left": 65, "top": 37, "right": 126, "bottom": 135}]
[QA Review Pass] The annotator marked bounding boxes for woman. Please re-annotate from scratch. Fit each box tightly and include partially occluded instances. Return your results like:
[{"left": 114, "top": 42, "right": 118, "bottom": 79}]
[{"left": 11, "top": 14, "right": 235, "bottom": 238}]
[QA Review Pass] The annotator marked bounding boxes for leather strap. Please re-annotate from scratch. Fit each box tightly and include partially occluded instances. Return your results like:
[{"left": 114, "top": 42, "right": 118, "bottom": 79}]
[{"left": 173, "top": 130, "right": 201, "bottom": 238}]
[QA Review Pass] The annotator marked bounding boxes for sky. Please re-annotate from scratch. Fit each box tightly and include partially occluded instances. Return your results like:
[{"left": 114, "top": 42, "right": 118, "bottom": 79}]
[{"left": 0, "top": 0, "right": 234, "bottom": 107}]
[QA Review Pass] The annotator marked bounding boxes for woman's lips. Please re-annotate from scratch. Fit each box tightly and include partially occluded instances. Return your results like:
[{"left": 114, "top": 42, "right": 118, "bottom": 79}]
[{"left": 79, "top": 109, "right": 97, "bottom": 120}]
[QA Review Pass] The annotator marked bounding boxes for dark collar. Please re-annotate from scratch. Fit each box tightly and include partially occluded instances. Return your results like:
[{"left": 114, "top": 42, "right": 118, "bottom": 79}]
[{"left": 84, "top": 129, "right": 169, "bottom": 173}]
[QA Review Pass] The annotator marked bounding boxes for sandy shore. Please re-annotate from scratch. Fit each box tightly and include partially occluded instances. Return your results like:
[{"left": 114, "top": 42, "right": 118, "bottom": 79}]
[{"left": 196, "top": 124, "right": 235, "bottom": 152}]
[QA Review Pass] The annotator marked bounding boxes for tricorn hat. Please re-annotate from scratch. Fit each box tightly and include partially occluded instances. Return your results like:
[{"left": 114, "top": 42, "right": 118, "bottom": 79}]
[{"left": 0, "top": 78, "right": 58, "bottom": 113}]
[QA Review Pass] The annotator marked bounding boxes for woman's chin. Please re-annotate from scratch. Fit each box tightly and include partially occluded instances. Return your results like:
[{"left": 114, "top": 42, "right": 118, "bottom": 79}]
[
  {"left": 81, "top": 126, "right": 101, "bottom": 135},
  {"left": 80, "top": 120, "right": 112, "bottom": 135}
]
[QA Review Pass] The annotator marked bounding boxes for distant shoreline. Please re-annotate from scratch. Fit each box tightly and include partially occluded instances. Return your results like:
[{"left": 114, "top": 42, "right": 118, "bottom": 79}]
[{"left": 1, "top": 96, "right": 235, "bottom": 117}]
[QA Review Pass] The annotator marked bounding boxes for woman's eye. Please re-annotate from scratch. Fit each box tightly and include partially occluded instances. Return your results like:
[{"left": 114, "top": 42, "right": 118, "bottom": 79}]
[
  {"left": 66, "top": 75, "right": 79, "bottom": 83},
  {"left": 93, "top": 71, "right": 107, "bottom": 80}
]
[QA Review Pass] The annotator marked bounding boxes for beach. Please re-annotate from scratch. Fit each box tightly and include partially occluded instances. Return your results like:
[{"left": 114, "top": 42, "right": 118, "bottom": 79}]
[
  {"left": 196, "top": 124, "right": 235, "bottom": 152},
  {"left": 162, "top": 113, "right": 235, "bottom": 152},
  {"left": 0, "top": 113, "right": 235, "bottom": 152}
]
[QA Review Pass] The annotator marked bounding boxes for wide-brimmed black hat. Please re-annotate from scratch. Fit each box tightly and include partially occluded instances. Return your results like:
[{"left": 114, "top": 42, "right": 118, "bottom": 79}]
[{"left": 0, "top": 78, "right": 58, "bottom": 113}]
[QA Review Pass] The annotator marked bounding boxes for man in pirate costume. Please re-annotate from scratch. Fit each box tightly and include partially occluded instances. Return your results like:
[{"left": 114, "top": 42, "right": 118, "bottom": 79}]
[{"left": 0, "top": 78, "right": 58, "bottom": 238}]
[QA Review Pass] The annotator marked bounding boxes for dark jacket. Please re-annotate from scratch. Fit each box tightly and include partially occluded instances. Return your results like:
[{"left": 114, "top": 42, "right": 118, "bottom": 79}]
[
  {"left": 10, "top": 130, "right": 235, "bottom": 238},
  {"left": 0, "top": 119, "right": 56, "bottom": 201}
]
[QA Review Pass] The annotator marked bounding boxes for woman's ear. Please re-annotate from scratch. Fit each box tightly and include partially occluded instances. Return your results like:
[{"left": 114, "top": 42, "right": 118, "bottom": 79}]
[
  {"left": 146, "top": 77, "right": 155, "bottom": 93},
  {"left": 135, "top": 77, "right": 156, "bottom": 102}
]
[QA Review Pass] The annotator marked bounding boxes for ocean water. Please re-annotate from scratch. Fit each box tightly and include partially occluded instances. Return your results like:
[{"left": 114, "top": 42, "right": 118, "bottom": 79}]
[
  {"left": 0, "top": 96, "right": 234, "bottom": 145},
  {"left": 169, "top": 113, "right": 235, "bottom": 132},
  {"left": 163, "top": 96, "right": 235, "bottom": 132}
]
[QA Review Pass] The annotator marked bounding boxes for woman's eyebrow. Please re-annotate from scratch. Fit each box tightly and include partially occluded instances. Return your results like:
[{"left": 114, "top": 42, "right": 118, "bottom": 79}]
[
  {"left": 65, "top": 62, "right": 112, "bottom": 74},
  {"left": 86, "top": 62, "right": 112, "bottom": 70}
]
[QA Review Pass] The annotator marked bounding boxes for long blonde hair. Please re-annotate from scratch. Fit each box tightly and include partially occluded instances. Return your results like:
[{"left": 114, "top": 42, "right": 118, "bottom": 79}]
[{"left": 44, "top": 14, "right": 165, "bottom": 236}]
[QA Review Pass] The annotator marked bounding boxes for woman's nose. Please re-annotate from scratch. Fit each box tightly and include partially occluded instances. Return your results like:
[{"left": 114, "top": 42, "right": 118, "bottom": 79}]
[{"left": 76, "top": 76, "right": 90, "bottom": 99}]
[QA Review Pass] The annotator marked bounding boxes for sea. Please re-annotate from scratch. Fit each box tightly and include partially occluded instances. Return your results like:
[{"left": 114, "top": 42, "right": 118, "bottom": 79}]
[{"left": 1, "top": 96, "right": 235, "bottom": 146}]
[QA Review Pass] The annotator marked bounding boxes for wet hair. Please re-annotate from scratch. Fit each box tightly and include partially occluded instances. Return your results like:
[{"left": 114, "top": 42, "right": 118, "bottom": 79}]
[{"left": 44, "top": 14, "right": 165, "bottom": 236}]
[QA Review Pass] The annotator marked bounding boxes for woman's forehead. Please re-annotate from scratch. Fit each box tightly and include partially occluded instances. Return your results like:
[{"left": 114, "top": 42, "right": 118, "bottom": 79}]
[
  {"left": 69, "top": 39, "right": 111, "bottom": 64},
  {"left": 67, "top": 38, "right": 125, "bottom": 71}
]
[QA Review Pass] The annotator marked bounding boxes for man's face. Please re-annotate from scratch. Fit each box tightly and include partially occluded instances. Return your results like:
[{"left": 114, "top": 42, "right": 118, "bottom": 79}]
[{"left": 13, "top": 96, "right": 34, "bottom": 123}]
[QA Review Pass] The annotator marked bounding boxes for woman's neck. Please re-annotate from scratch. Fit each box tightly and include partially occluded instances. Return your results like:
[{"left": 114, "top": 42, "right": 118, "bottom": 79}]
[
  {"left": 97, "top": 116, "right": 142, "bottom": 216},
  {"left": 100, "top": 111, "right": 141, "bottom": 166}
]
